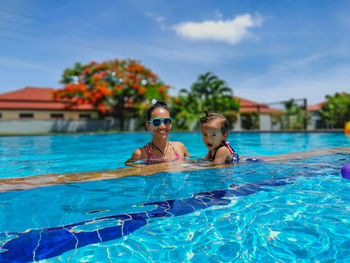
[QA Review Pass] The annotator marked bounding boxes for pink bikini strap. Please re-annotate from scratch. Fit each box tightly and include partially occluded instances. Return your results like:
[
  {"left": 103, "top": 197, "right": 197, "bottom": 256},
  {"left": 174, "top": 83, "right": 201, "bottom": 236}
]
[
  {"left": 145, "top": 142, "right": 180, "bottom": 161},
  {"left": 224, "top": 141, "right": 234, "bottom": 154},
  {"left": 169, "top": 142, "right": 180, "bottom": 160}
]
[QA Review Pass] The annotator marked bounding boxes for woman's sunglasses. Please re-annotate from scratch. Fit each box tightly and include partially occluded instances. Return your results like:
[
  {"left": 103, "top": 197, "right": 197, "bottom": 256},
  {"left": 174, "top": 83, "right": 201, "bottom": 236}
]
[{"left": 147, "top": 117, "right": 173, "bottom": 127}]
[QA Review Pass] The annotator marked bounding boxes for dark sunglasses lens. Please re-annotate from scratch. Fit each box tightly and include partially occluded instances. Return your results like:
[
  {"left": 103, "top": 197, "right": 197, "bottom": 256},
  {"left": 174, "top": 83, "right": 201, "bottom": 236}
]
[
  {"left": 152, "top": 119, "right": 161, "bottom": 127},
  {"left": 164, "top": 118, "right": 172, "bottom": 126}
]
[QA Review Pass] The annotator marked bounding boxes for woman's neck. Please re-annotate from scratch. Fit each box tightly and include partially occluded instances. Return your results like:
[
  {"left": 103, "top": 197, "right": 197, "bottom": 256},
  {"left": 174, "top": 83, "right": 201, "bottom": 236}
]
[{"left": 152, "top": 139, "right": 168, "bottom": 150}]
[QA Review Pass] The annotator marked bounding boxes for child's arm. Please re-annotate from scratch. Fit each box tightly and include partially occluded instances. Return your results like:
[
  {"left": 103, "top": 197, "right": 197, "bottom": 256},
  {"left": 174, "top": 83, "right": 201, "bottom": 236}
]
[
  {"left": 204, "top": 151, "right": 211, "bottom": 161},
  {"left": 212, "top": 147, "right": 232, "bottom": 165}
]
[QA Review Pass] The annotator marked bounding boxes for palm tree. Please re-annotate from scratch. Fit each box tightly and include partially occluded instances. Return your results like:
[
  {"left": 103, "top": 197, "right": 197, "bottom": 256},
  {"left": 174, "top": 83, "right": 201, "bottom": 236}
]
[
  {"left": 191, "top": 72, "right": 219, "bottom": 101},
  {"left": 193, "top": 72, "right": 239, "bottom": 113},
  {"left": 172, "top": 72, "right": 240, "bottom": 130}
]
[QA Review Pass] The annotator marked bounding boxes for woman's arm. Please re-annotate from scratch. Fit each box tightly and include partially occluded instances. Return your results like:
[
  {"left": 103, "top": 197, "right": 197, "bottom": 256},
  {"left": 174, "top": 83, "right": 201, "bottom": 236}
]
[
  {"left": 125, "top": 148, "right": 142, "bottom": 166},
  {"left": 181, "top": 142, "right": 190, "bottom": 157},
  {"left": 172, "top": 141, "right": 190, "bottom": 157}
]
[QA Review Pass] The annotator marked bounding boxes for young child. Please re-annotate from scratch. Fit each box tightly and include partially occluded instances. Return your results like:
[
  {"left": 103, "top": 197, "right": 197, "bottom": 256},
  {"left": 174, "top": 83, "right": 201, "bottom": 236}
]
[{"left": 200, "top": 111, "right": 240, "bottom": 165}]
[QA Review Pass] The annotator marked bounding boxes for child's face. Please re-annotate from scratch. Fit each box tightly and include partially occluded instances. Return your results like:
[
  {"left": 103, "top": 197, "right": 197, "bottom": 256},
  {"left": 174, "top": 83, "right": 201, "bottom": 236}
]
[{"left": 201, "top": 120, "right": 227, "bottom": 151}]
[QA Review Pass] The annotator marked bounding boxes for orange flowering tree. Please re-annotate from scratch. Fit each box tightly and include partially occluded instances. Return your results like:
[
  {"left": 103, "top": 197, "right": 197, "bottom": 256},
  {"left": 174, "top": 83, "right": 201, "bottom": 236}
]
[{"left": 53, "top": 59, "right": 169, "bottom": 130}]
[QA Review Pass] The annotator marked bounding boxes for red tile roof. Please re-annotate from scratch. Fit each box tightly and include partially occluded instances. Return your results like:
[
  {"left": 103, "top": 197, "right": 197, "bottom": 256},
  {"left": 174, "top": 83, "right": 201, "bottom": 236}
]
[
  {"left": 234, "top": 96, "right": 260, "bottom": 107},
  {"left": 0, "top": 87, "right": 95, "bottom": 111},
  {"left": 0, "top": 87, "right": 284, "bottom": 114},
  {"left": 307, "top": 101, "right": 326, "bottom": 111},
  {"left": 0, "top": 87, "right": 55, "bottom": 101},
  {"left": 234, "top": 96, "right": 283, "bottom": 114}
]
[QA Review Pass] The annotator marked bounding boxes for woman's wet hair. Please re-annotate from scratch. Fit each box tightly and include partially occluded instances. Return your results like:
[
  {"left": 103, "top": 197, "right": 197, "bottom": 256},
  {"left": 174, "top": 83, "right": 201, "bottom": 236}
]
[
  {"left": 146, "top": 101, "right": 170, "bottom": 120},
  {"left": 200, "top": 110, "right": 229, "bottom": 135}
]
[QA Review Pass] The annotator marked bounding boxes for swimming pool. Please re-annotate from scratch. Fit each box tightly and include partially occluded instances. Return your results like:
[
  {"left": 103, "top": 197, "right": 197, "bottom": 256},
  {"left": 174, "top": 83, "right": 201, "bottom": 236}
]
[
  {"left": 0, "top": 132, "right": 350, "bottom": 262},
  {"left": 0, "top": 132, "right": 348, "bottom": 179}
]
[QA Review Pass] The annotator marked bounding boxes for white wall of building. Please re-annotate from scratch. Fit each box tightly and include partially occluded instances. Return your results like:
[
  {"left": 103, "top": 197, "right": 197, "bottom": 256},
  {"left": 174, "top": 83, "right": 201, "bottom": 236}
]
[{"left": 0, "top": 119, "right": 139, "bottom": 133}]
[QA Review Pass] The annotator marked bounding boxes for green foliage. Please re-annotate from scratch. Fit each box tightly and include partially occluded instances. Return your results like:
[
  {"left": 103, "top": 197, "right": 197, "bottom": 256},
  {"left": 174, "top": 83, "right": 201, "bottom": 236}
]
[
  {"left": 320, "top": 92, "right": 350, "bottom": 128},
  {"left": 283, "top": 99, "right": 307, "bottom": 130},
  {"left": 172, "top": 110, "right": 198, "bottom": 131},
  {"left": 241, "top": 112, "right": 259, "bottom": 130},
  {"left": 271, "top": 112, "right": 284, "bottom": 127},
  {"left": 171, "top": 72, "right": 240, "bottom": 130}
]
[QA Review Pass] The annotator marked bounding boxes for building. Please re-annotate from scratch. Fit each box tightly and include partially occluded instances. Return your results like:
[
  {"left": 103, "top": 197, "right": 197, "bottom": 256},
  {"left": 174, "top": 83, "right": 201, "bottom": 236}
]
[
  {"left": 307, "top": 101, "right": 326, "bottom": 129},
  {"left": 0, "top": 87, "right": 122, "bottom": 133},
  {"left": 234, "top": 96, "right": 284, "bottom": 131},
  {"left": 0, "top": 87, "right": 286, "bottom": 133},
  {"left": 0, "top": 87, "right": 98, "bottom": 120}
]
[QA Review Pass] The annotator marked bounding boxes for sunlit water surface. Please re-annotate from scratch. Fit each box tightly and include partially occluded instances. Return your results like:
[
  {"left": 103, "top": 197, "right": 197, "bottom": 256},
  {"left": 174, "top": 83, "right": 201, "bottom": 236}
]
[
  {"left": 0, "top": 132, "right": 348, "bottom": 178},
  {"left": 0, "top": 132, "right": 349, "bottom": 262}
]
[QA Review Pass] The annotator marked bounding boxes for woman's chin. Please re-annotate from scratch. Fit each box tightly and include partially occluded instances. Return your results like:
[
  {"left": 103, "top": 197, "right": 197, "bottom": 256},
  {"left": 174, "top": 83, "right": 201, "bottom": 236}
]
[
  {"left": 158, "top": 131, "right": 168, "bottom": 138},
  {"left": 154, "top": 133, "right": 168, "bottom": 140}
]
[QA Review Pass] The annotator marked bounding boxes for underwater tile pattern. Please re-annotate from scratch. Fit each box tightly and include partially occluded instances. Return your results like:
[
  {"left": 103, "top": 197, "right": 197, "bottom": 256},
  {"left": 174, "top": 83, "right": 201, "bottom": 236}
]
[{"left": 0, "top": 171, "right": 301, "bottom": 262}]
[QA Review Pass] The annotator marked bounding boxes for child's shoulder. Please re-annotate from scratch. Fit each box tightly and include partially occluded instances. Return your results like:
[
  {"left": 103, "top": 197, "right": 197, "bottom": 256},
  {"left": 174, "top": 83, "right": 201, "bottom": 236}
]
[
  {"left": 217, "top": 145, "right": 232, "bottom": 154},
  {"left": 216, "top": 145, "right": 234, "bottom": 159}
]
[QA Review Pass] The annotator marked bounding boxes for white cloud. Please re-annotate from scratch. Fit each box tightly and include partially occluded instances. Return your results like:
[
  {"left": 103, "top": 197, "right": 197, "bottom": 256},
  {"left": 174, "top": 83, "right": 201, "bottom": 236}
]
[{"left": 172, "top": 14, "right": 264, "bottom": 45}]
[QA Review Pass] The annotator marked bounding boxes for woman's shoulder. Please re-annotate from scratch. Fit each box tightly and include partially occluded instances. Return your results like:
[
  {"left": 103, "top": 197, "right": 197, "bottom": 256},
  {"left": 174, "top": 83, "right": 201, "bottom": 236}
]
[
  {"left": 170, "top": 141, "right": 189, "bottom": 156},
  {"left": 133, "top": 145, "right": 149, "bottom": 158},
  {"left": 170, "top": 141, "right": 185, "bottom": 148}
]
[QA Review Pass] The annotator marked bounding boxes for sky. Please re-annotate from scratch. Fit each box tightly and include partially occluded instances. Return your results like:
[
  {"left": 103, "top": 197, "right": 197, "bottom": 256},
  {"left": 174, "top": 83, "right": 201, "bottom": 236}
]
[{"left": 0, "top": 0, "right": 349, "bottom": 106}]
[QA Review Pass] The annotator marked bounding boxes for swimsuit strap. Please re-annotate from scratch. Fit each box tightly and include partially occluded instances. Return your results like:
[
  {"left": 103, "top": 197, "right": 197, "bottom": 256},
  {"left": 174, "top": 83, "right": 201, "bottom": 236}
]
[
  {"left": 169, "top": 142, "right": 181, "bottom": 160},
  {"left": 211, "top": 141, "right": 237, "bottom": 161},
  {"left": 145, "top": 142, "right": 180, "bottom": 162},
  {"left": 225, "top": 140, "right": 240, "bottom": 163},
  {"left": 210, "top": 141, "right": 226, "bottom": 161},
  {"left": 224, "top": 141, "right": 234, "bottom": 154},
  {"left": 144, "top": 142, "right": 154, "bottom": 162}
]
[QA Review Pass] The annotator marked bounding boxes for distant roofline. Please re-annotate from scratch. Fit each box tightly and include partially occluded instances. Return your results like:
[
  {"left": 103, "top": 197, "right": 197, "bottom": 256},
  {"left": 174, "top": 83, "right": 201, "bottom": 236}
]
[
  {"left": 0, "top": 87, "right": 95, "bottom": 111},
  {"left": 0, "top": 87, "right": 326, "bottom": 113}
]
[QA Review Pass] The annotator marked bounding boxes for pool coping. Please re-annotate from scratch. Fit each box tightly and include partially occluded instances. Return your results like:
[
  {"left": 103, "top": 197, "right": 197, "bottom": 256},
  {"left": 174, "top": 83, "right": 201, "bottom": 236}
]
[{"left": 0, "top": 147, "right": 349, "bottom": 193}]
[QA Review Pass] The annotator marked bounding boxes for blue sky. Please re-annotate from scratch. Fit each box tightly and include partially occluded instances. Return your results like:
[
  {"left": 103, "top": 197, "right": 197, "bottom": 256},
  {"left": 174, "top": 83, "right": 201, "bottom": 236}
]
[{"left": 1, "top": 0, "right": 349, "bottom": 105}]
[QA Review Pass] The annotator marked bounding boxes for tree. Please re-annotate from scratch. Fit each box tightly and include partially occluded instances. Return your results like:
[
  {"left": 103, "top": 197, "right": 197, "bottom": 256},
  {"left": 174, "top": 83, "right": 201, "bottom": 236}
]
[
  {"left": 191, "top": 72, "right": 235, "bottom": 112},
  {"left": 241, "top": 112, "right": 259, "bottom": 130},
  {"left": 53, "top": 59, "right": 169, "bottom": 130},
  {"left": 171, "top": 72, "right": 239, "bottom": 130},
  {"left": 320, "top": 92, "right": 350, "bottom": 128},
  {"left": 283, "top": 99, "right": 308, "bottom": 129}
]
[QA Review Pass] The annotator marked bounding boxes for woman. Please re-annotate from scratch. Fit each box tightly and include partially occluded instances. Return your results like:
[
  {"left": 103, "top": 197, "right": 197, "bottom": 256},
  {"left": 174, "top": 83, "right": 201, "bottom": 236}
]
[{"left": 125, "top": 101, "right": 189, "bottom": 165}]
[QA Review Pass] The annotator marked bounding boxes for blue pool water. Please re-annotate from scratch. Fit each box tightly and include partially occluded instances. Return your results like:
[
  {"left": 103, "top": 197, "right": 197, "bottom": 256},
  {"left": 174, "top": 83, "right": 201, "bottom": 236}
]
[
  {"left": 0, "top": 132, "right": 350, "bottom": 262},
  {"left": 0, "top": 132, "right": 349, "bottom": 178}
]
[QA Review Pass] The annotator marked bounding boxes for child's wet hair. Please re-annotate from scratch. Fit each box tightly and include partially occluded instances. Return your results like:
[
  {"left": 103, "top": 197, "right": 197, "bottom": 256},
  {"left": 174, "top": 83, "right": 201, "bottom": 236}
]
[
  {"left": 200, "top": 110, "right": 229, "bottom": 135},
  {"left": 146, "top": 101, "right": 170, "bottom": 120}
]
